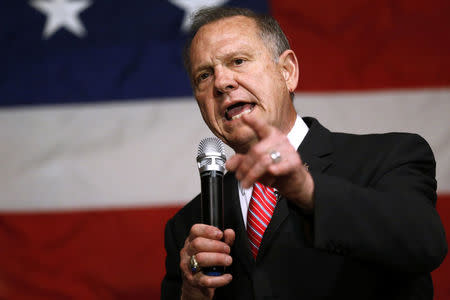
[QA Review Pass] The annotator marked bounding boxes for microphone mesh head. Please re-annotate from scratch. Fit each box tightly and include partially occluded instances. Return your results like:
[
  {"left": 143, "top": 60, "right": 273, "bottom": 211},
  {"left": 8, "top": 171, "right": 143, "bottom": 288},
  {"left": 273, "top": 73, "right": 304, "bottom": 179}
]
[
  {"left": 197, "top": 137, "right": 225, "bottom": 157},
  {"left": 197, "top": 137, "right": 226, "bottom": 173}
]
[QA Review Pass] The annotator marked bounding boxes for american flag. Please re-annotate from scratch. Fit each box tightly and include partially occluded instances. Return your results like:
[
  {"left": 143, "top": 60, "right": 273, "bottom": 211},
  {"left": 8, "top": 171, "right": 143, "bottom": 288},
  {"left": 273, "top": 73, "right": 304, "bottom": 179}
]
[{"left": 1, "top": 0, "right": 449, "bottom": 298}]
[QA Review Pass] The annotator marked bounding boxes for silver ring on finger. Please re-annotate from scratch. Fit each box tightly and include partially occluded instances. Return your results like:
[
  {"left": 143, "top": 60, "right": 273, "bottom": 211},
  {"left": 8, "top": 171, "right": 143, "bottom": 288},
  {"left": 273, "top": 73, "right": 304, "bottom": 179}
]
[
  {"left": 190, "top": 254, "right": 201, "bottom": 274},
  {"left": 270, "top": 150, "right": 282, "bottom": 164}
]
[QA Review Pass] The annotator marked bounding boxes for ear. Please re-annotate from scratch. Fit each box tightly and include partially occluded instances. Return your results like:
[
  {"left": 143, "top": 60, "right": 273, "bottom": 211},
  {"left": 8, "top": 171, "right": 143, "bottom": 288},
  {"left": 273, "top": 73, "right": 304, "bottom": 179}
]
[{"left": 278, "top": 49, "right": 299, "bottom": 93}]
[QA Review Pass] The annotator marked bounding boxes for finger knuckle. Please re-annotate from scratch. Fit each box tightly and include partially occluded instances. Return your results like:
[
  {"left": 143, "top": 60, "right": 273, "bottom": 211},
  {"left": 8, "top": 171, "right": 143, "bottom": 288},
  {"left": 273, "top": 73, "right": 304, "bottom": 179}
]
[
  {"left": 237, "top": 158, "right": 250, "bottom": 171},
  {"left": 206, "top": 226, "right": 221, "bottom": 239},
  {"left": 246, "top": 167, "right": 258, "bottom": 179},
  {"left": 267, "top": 164, "right": 280, "bottom": 174},
  {"left": 252, "top": 143, "right": 265, "bottom": 156},
  {"left": 249, "top": 169, "right": 265, "bottom": 183},
  {"left": 190, "top": 238, "right": 201, "bottom": 252},
  {"left": 199, "top": 276, "right": 211, "bottom": 287},
  {"left": 210, "top": 239, "right": 224, "bottom": 250},
  {"left": 195, "top": 252, "right": 205, "bottom": 263},
  {"left": 189, "top": 224, "right": 199, "bottom": 236},
  {"left": 263, "top": 153, "right": 273, "bottom": 165}
]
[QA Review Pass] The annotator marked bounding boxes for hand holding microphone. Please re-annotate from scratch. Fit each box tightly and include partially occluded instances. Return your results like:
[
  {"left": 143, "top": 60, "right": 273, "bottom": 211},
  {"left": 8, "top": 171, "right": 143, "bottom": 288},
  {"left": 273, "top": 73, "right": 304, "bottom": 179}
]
[
  {"left": 196, "top": 137, "right": 226, "bottom": 276},
  {"left": 179, "top": 138, "right": 235, "bottom": 298}
]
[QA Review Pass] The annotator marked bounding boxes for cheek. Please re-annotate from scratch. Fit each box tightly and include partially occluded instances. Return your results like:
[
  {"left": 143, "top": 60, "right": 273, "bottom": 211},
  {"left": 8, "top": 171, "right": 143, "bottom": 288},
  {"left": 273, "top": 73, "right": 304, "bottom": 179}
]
[
  {"left": 253, "top": 67, "right": 282, "bottom": 93},
  {"left": 196, "top": 97, "right": 209, "bottom": 120},
  {"left": 197, "top": 99, "right": 219, "bottom": 127}
]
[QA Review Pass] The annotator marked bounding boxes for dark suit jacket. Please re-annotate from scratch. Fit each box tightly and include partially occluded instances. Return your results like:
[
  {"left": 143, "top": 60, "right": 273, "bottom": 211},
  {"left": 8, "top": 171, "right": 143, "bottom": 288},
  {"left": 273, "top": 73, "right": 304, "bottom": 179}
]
[{"left": 161, "top": 117, "right": 447, "bottom": 300}]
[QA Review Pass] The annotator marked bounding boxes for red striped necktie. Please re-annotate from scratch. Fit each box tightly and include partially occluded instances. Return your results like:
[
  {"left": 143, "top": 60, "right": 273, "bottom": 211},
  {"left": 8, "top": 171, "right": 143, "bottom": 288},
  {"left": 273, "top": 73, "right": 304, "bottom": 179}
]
[{"left": 247, "top": 182, "right": 277, "bottom": 259}]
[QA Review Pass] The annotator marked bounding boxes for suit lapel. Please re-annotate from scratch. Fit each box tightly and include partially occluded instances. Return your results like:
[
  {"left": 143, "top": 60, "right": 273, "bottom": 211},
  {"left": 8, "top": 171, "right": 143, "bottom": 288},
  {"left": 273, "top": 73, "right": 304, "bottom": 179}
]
[
  {"left": 257, "top": 117, "right": 334, "bottom": 260},
  {"left": 298, "top": 117, "right": 334, "bottom": 174}
]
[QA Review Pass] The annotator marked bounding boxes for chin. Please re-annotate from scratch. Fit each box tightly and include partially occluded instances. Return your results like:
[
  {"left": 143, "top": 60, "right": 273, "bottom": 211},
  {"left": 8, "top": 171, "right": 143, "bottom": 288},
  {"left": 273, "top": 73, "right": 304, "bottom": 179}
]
[{"left": 226, "top": 132, "right": 258, "bottom": 154}]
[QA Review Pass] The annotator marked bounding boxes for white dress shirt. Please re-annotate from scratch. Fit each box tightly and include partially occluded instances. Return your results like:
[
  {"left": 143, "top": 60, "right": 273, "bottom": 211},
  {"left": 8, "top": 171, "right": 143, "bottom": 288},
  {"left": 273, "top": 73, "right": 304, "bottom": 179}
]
[{"left": 237, "top": 115, "right": 309, "bottom": 227}]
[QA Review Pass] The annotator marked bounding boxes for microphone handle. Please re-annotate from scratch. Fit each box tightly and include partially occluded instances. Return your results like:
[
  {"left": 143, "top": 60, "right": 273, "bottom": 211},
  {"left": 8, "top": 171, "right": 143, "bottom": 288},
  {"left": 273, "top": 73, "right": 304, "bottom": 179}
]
[{"left": 200, "top": 170, "right": 225, "bottom": 276}]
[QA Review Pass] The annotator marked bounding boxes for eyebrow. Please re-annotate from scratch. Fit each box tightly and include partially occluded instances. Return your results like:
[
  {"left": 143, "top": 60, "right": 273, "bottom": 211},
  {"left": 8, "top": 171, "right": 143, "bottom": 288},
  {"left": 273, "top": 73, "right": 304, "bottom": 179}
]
[
  {"left": 192, "top": 49, "right": 253, "bottom": 76},
  {"left": 192, "top": 64, "right": 211, "bottom": 77}
]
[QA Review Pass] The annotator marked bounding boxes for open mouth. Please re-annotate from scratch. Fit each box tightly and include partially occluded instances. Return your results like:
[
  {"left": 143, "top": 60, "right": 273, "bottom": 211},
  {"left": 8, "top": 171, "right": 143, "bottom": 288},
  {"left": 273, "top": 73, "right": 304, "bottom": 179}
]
[{"left": 225, "top": 102, "right": 256, "bottom": 121}]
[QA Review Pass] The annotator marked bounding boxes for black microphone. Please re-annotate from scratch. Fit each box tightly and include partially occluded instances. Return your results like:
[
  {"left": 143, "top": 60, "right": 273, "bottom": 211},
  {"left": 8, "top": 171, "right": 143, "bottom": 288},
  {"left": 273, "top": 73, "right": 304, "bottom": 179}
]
[{"left": 196, "top": 137, "right": 227, "bottom": 276}]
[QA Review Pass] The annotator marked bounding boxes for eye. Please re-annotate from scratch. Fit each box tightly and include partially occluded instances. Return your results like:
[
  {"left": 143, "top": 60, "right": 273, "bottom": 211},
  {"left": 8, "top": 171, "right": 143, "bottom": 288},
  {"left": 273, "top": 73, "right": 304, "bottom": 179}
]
[
  {"left": 197, "top": 72, "right": 210, "bottom": 83},
  {"left": 233, "top": 58, "right": 244, "bottom": 65}
]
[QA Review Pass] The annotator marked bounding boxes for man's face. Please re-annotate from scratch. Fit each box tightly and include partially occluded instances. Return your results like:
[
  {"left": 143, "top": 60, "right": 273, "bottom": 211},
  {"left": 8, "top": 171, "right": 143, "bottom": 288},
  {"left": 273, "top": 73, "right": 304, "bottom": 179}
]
[{"left": 189, "top": 16, "right": 297, "bottom": 153}]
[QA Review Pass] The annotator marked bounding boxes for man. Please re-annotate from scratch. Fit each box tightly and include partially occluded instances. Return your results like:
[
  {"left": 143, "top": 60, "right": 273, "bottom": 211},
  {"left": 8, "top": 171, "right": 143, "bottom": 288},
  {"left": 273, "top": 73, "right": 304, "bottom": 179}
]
[{"left": 161, "top": 7, "right": 447, "bottom": 300}]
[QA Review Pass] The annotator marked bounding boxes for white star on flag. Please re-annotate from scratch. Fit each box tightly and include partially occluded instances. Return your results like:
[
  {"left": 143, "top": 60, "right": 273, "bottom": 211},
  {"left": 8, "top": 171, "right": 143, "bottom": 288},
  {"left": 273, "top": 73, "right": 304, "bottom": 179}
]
[
  {"left": 30, "top": 0, "right": 92, "bottom": 39},
  {"left": 169, "top": 0, "right": 229, "bottom": 31}
]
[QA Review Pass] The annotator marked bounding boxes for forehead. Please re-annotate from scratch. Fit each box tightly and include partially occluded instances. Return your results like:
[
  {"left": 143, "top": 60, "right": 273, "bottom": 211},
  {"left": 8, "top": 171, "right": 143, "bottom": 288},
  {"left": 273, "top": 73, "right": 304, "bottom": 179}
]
[
  {"left": 189, "top": 16, "right": 266, "bottom": 65},
  {"left": 195, "top": 15, "right": 259, "bottom": 39}
]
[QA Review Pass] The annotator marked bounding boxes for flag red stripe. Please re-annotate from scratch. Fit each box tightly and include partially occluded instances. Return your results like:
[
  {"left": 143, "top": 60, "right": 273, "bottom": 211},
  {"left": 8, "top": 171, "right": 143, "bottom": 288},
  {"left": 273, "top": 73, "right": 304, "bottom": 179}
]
[
  {"left": 0, "top": 206, "right": 180, "bottom": 300},
  {"left": 271, "top": 0, "right": 450, "bottom": 91},
  {"left": 0, "top": 195, "right": 449, "bottom": 299}
]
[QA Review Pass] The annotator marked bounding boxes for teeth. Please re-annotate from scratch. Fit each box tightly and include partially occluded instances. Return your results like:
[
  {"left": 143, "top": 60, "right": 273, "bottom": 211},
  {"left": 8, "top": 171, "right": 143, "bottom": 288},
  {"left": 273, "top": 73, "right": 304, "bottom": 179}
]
[{"left": 231, "top": 108, "right": 252, "bottom": 120}]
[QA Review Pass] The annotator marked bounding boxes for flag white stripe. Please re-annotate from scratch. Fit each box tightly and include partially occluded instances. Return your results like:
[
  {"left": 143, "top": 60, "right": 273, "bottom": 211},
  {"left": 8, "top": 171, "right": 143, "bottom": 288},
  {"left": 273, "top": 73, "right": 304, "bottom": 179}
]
[{"left": 0, "top": 88, "right": 448, "bottom": 211}]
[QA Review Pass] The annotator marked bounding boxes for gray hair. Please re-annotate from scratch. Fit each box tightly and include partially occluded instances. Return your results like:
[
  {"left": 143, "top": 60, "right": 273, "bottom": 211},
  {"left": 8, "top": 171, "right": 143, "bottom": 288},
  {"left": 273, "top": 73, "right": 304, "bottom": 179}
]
[{"left": 183, "top": 6, "right": 291, "bottom": 76}]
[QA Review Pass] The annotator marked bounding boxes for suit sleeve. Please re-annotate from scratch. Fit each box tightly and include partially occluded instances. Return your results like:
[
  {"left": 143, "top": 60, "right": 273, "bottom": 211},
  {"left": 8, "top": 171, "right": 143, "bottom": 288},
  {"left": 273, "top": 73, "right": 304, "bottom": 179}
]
[
  {"left": 312, "top": 134, "right": 447, "bottom": 273},
  {"left": 161, "top": 217, "right": 182, "bottom": 300}
]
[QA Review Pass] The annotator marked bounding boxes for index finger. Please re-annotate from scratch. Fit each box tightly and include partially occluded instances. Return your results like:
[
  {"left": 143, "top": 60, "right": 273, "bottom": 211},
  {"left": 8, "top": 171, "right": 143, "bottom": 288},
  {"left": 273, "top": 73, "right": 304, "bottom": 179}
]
[
  {"left": 241, "top": 113, "right": 273, "bottom": 140},
  {"left": 188, "top": 224, "right": 223, "bottom": 241}
]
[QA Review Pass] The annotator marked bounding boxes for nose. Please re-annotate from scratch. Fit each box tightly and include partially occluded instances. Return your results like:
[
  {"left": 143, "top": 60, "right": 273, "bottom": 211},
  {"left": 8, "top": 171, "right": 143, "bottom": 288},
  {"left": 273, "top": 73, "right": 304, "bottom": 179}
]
[{"left": 214, "top": 66, "right": 237, "bottom": 96}]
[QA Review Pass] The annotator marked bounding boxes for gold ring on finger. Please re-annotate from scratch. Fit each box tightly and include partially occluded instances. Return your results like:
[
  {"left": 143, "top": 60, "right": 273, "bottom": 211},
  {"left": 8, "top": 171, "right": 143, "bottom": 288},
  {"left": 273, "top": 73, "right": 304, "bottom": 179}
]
[{"left": 190, "top": 254, "right": 201, "bottom": 274}]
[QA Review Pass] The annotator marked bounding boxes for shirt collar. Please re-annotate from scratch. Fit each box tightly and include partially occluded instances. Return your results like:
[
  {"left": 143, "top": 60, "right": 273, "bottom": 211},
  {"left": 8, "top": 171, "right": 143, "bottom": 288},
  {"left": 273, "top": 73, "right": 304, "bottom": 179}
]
[{"left": 287, "top": 114, "right": 309, "bottom": 151}]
